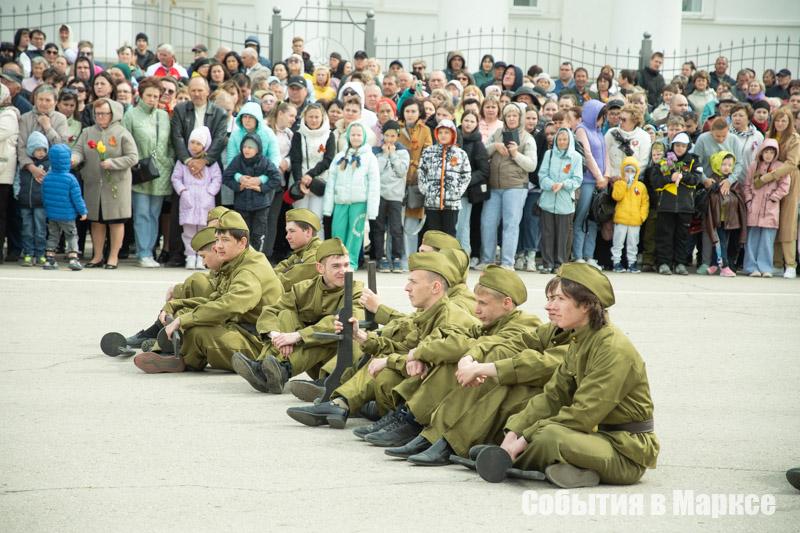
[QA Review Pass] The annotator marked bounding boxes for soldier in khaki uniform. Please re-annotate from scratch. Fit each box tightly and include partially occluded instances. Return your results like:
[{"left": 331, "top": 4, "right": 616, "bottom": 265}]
[
  {"left": 363, "top": 266, "right": 541, "bottom": 450},
  {"left": 133, "top": 211, "right": 283, "bottom": 373},
  {"left": 285, "top": 251, "right": 477, "bottom": 429},
  {"left": 230, "top": 238, "right": 364, "bottom": 393},
  {"left": 274, "top": 209, "right": 323, "bottom": 291},
  {"left": 472, "top": 263, "right": 660, "bottom": 489},
  {"left": 123, "top": 207, "right": 230, "bottom": 349}
]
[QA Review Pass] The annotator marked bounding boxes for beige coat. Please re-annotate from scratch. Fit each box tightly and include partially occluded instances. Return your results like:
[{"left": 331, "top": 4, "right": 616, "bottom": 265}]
[
  {"left": 771, "top": 132, "right": 800, "bottom": 243},
  {"left": 0, "top": 105, "right": 20, "bottom": 185},
  {"left": 72, "top": 99, "right": 139, "bottom": 221},
  {"left": 16, "top": 108, "right": 70, "bottom": 168}
]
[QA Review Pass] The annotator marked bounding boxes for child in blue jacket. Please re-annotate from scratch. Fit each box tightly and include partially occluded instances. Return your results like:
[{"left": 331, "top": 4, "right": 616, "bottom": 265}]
[
  {"left": 42, "top": 144, "right": 88, "bottom": 270},
  {"left": 17, "top": 131, "right": 51, "bottom": 266}
]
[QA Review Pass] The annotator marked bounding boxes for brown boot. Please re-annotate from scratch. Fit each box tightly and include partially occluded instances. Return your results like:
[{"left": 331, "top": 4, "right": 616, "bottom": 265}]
[{"left": 133, "top": 351, "right": 186, "bottom": 374}]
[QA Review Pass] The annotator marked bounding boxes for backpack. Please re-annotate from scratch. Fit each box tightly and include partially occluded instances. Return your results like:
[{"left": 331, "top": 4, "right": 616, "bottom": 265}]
[{"left": 588, "top": 187, "right": 615, "bottom": 224}]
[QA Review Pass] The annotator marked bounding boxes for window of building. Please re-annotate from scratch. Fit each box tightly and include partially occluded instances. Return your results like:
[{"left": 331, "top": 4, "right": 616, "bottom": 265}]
[
  {"left": 513, "top": 0, "right": 538, "bottom": 7},
  {"left": 682, "top": 0, "right": 703, "bottom": 13}
]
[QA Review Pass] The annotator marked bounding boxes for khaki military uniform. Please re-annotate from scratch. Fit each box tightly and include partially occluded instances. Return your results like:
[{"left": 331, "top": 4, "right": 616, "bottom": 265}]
[
  {"left": 256, "top": 276, "right": 364, "bottom": 378},
  {"left": 505, "top": 323, "right": 660, "bottom": 485},
  {"left": 421, "top": 323, "right": 570, "bottom": 456},
  {"left": 274, "top": 236, "right": 322, "bottom": 291},
  {"left": 172, "top": 271, "right": 218, "bottom": 300},
  {"left": 162, "top": 247, "right": 283, "bottom": 371},
  {"left": 333, "top": 295, "right": 477, "bottom": 414},
  {"left": 374, "top": 282, "right": 477, "bottom": 326}
]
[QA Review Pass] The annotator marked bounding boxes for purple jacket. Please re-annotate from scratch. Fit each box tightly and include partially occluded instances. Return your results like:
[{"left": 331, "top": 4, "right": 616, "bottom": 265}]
[
  {"left": 576, "top": 99, "right": 607, "bottom": 184},
  {"left": 171, "top": 128, "right": 221, "bottom": 225}
]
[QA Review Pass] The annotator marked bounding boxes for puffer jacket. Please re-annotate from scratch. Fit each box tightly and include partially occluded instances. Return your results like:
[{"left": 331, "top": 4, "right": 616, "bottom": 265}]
[
  {"left": 538, "top": 128, "right": 584, "bottom": 215},
  {"left": 172, "top": 127, "right": 222, "bottom": 225},
  {"left": 17, "top": 131, "right": 50, "bottom": 208},
  {"left": 323, "top": 123, "right": 381, "bottom": 219},
  {"left": 374, "top": 142, "right": 410, "bottom": 202},
  {"left": 611, "top": 156, "right": 650, "bottom": 226},
  {"left": 289, "top": 112, "right": 336, "bottom": 188},
  {"left": 485, "top": 126, "right": 537, "bottom": 189},
  {"left": 0, "top": 105, "right": 20, "bottom": 185},
  {"left": 742, "top": 139, "right": 790, "bottom": 229},
  {"left": 225, "top": 101, "right": 281, "bottom": 168},
  {"left": 42, "top": 144, "right": 87, "bottom": 222},
  {"left": 222, "top": 132, "right": 282, "bottom": 212},
  {"left": 417, "top": 121, "right": 471, "bottom": 210},
  {"left": 652, "top": 146, "right": 702, "bottom": 214}
]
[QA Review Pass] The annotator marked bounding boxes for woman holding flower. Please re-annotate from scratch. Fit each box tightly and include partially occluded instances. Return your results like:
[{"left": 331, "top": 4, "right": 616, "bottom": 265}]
[{"left": 71, "top": 98, "right": 138, "bottom": 268}]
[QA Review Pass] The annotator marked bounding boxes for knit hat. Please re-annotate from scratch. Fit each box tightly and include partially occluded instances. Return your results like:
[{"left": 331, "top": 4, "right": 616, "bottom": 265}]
[
  {"left": 241, "top": 137, "right": 260, "bottom": 152},
  {"left": 752, "top": 100, "right": 771, "bottom": 113},
  {"left": 408, "top": 251, "right": 460, "bottom": 287},
  {"left": 445, "top": 79, "right": 463, "bottom": 96},
  {"left": 556, "top": 262, "right": 615, "bottom": 308},
  {"left": 478, "top": 265, "right": 527, "bottom": 305},
  {"left": 191, "top": 227, "right": 217, "bottom": 252},
  {"left": 382, "top": 120, "right": 401, "bottom": 133},
  {"left": 189, "top": 126, "right": 211, "bottom": 151},
  {"left": 315, "top": 238, "right": 349, "bottom": 262},
  {"left": 377, "top": 97, "right": 397, "bottom": 117},
  {"left": 286, "top": 208, "right": 321, "bottom": 231},
  {"left": 112, "top": 63, "right": 132, "bottom": 81},
  {"left": 135, "top": 32, "right": 148, "bottom": 43},
  {"left": 26, "top": 131, "right": 49, "bottom": 156}
]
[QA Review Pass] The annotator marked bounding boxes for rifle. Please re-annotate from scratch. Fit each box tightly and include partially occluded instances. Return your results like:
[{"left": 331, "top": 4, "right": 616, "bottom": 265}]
[
  {"left": 313, "top": 271, "right": 353, "bottom": 402},
  {"left": 359, "top": 260, "right": 378, "bottom": 331}
]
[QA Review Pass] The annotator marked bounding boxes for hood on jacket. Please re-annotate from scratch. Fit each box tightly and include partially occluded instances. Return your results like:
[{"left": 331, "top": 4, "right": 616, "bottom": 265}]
[
  {"left": 753, "top": 138, "right": 780, "bottom": 165},
  {"left": 434, "top": 119, "right": 458, "bottom": 146},
  {"left": 312, "top": 66, "right": 331, "bottom": 89},
  {"left": 189, "top": 125, "right": 212, "bottom": 152},
  {"left": 298, "top": 106, "right": 331, "bottom": 137},
  {"left": 502, "top": 102, "right": 525, "bottom": 130},
  {"left": 580, "top": 99, "right": 606, "bottom": 132},
  {"left": 339, "top": 81, "right": 365, "bottom": 108},
  {"left": 553, "top": 127, "right": 578, "bottom": 157},
  {"left": 244, "top": 35, "right": 261, "bottom": 55},
  {"left": 94, "top": 98, "right": 125, "bottom": 125},
  {"left": 26, "top": 131, "right": 49, "bottom": 157},
  {"left": 49, "top": 144, "right": 72, "bottom": 172},
  {"left": 477, "top": 54, "right": 494, "bottom": 74},
  {"left": 709, "top": 150, "right": 735, "bottom": 177},
  {"left": 620, "top": 156, "right": 641, "bottom": 181},
  {"left": 240, "top": 131, "right": 264, "bottom": 162},
  {"left": 501, "top": 65, "right": 524, "bottom": 92},
  {"left": 445, "top": 80, "right": 463, "bottom": 96},
  {"left": 446, "top": 50, "right": 466, "bottom": 71},
  {"left": 344, "top": 121, "right": 369, "bottom": 151},
  {"left": 235, "top": 101, "right": 265, "bottom": 131}
]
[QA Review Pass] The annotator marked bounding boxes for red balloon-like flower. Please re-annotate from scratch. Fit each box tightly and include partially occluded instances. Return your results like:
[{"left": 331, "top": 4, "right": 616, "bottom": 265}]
[{"left": 87, "top": 139, "right": 97, "bottom": 150}]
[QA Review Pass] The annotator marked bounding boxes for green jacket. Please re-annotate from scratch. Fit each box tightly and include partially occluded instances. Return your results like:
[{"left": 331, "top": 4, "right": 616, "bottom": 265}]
[
  {"left": 490, "top": 323, "right": 571, "bottom": 387},
  {"left": 274, "top": 236, "right": 322, "bottom": 291},
  {"left": 122, "top": 101, "right": 175, "bottom": 196},
  {"left": 505, "top": 323, "right": 659, "bottom": 469},
  {"left": 374, "top": 282, "right": 477, "bottom": 324},
  {"left": 414, "top": 309, "right": 540, "bottom": 366},
  {"left": 257, "top": 275, "right": 364, "bottom": 347},
  {"left": 165, "top": 247, "right": 282, "bottom": 329}
]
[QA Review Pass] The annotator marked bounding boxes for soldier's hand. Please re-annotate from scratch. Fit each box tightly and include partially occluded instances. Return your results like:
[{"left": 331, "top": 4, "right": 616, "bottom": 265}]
[
  {"left": 359, "top": 287, "right": 381, "bottom": 313},
  {"left": 279, "top": 344, "right": 294, "bottom": 357},
  {"left": 158, "top": 310, "right": 168, "bottom": 325},
  {"left": 406, "top": 360, "right": 428, "bottom": 378},
  {"left": 333, "top": 317, "right": 343, "bottom": 333},
  {"left": 368, "top": 357, "right": 388, "bottom": 377},
  {"left": 457, "top": 355, "right": 474, "bottom": 370},
  {"left": 500, "top": 431, "right": 528, "bottom": 461},
  {"left": 165, "top": 287, "right": 174, "bottom": 302},
  {"left": 455, "top": 361, "right": 485, "bottom": 387},
  {"left": 165, "top": 318, "right": 180, "bottom": 340},
  {"left": 273, "top": 332, "right": 301, "bottom": 347},
  {"left": 406, "top": 348, "right": 416, "bottom": 361}
]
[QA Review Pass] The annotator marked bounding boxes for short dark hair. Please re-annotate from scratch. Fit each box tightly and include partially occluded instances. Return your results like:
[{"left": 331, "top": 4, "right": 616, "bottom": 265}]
[
  {"left": 215, "top": 228, "right": 250, "bottom": 242},
  {"left": 291, "top": 220, "right": 316, "bottom": 235},
  {"left": 730, "top": 103, "right": 753, "bottom": 120},
  {"left": 651, "top": 51, "right": 664, "bottom": 59},
  {"left": 620, "top": 69, "right": 637, "bottom": 84},
  {"left": 137, "top": 76, "right": 163, "bottom": 95},
  {"left": 558, "top": 278, "right": 608, "bottom": 330}
]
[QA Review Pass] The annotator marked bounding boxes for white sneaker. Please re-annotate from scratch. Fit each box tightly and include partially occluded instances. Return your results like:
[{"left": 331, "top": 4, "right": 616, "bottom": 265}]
[
  {"left": 586, "top": 258, "right": 602, "bottom": 270},
  {"left": 575, "top": 258, "right": 587, "bottom": 264},
  {"left": 784, "top": 266, "right": 797, "bottom": 279},
  {"left": 474, "top": 262, "right": 491, "bottom": 271},
  {"left": 514, "top": 255, "right": 525, "bottom": 271},
  {"left": 525, "top": 251, "right": 537, "bottom": 272},
  {"left": 138, "top": 257, "right": 161, "bottom": 268},
  {"left": 185, "top": 256, "right": 195, "bottom": 270},
  {"left": 469, "top": 257, "right": 479, "bottom": 268}
]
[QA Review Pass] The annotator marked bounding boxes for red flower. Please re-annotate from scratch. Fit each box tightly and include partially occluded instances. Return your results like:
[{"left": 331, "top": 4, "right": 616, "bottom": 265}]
[{"left": 87, "top": 140, "right": 97, "bottom": 150}]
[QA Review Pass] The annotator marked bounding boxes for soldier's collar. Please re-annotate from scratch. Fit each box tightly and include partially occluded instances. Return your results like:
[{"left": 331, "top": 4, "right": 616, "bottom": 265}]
[
  {"left": 221, "top": 247, "right": 249, "bottom": 273},
  {"left": 570, "top": 323, "right": 595, "bottom": 344},
  {"left": 483, "top": 308, "right": 519, "bottom": 332}
]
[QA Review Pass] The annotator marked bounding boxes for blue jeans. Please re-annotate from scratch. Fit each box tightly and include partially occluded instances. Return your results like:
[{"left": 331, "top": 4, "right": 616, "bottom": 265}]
[
  {"left": 455, "top": 197, "right": 473, "bottom": 256},
  {"left": 744, "top": 226, "right": 777, "bottom": 274},
  {"left": 132, "top": 192, "right": 165, "bottom": 260},
  {"left": 480, "top": 188, "right": 528, "bottom": 266},
  {"left": 20, "top": 207, "right": 46, "bottom": 256},
  {"left": 401, "top": 215, "right": 422, "bottom": 270},
  {"left": 518, "top": 190, "right": 541, "bottom": 254},
  {"left": 573, "top": 182, "right": 598, "bottom": 260}
]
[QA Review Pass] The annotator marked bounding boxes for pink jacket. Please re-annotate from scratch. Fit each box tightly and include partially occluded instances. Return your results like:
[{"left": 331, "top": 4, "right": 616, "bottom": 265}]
[{"left": 742, "top": 139, "right": 790, "bottom": 229}]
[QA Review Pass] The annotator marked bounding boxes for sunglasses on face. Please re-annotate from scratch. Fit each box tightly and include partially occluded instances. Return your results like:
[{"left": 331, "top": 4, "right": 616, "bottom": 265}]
[
  {"left": 162, "top": 88, "right": 176, "bottom": 94},
  {"left": 45, "top": 49, "right": 58, "bottom": 55}
]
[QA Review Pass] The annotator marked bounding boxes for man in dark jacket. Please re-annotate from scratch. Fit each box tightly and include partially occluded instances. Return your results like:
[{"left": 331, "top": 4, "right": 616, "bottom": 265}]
[
  {"left": 134, "top": 32, "right": 157, "bottom": 71},
  {"left": 637, "top": 52, "right": 666, "bottom": 109},
  {"left": 167, "top": 77, "right": 228, "bottom": 265},
  {"left": 244, "top": 35, "right": 272, "bottom": 70}
]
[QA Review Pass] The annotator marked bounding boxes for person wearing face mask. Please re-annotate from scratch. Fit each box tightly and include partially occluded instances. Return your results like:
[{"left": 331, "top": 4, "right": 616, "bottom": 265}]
[{"left": 610, "top": 157, "right": 649, "bottom": 273}]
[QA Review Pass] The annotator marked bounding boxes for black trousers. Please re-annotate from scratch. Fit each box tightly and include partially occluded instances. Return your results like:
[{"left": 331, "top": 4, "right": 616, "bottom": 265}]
[
  {"left": 656, "top": 212, "right": 691, "bottom": 267},
  {"left": 371, "top": 198, "right": 404, "bottom": 260},
  {"left": 540, "top": 211, "right": 572, "bottom": 269},
  {"left": 240, "top": 207, "right": 270, "bottom": 253},
  {"left": 423, "top": 208, "right": 458, "bottom": 237},
  {"left": 0, "top": 184, "right": 10, "bottom": 260}
]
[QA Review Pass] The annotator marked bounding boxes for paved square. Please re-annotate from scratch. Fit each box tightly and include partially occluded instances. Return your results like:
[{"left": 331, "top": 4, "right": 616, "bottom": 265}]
[{"left": 1, "top": 264, "right": 798, "bottom": 532}]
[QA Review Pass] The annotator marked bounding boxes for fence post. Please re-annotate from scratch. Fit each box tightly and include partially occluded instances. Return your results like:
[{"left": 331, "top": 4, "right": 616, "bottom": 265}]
[
  {"left": 639, "top": 32, "right": 652, "bottom": 69},
  {"left": 270, "top": 6, "right": 283, "bottom": 66},
  {"left": 365, "top": 10, "right": 376, "bottom": 57}
]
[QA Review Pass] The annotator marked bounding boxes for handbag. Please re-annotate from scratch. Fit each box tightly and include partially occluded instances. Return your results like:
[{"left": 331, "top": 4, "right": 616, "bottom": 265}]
[
  {"left": 405, "top": 184, "right": 425, "bottom": 209},
  {"left": 467, "top": 181, "right": 490, "bottom": 204},
  {"left": 131, "top": 117, "right": 161, "bottom": 185}
]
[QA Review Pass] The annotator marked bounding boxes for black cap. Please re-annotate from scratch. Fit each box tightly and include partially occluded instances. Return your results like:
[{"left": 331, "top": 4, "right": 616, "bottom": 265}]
[
  {"left": 382, "top": 120, "right": 401, "bottom": 133},
  {"left": 135, "top": 32, "right": 148, "bottom": 43},
  {"left": 606, "top": 98, "right": 625, "bottom": 109},
  {"left": 0, "top": 42, "right": 15, "bottom": 52},
  {"left": 494, "top": 61, "right": 507, "bottom": 69},
  {"left": 354, "top": 50, "right": 368, "bottom": 59},
  {"left": 0, "top": 70, "right": 23, "bottom": 84},
  {"left": 287, "top": 75, "right": 306, "bottom": 89},
  {"left": 192, "top": 44, "right": 208, "bottom": 53},
  {"left": 777, "top": 68, "right": 792, "bottom": 78},
  {"left": 389, "top": 59, "right": 403, "bottom": 69},
  {"left": 752, "top": 100, "right": 771, "bottom": 112}
]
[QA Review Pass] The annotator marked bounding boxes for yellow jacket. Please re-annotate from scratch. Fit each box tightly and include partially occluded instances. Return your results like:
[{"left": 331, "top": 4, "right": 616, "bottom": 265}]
[{"left": 612, "top": 156, "right": 650, "bottom": 226}]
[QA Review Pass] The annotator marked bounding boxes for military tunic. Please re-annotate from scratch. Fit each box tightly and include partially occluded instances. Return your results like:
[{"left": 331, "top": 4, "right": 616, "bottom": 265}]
[
  {"left": 162, "top": 247, "right": 283, "bottom": 371},
  {"left": 273, "top": 236, "right": 322, "bottom": 291},
  {"left": 172, "top": 271, "right": 218, "bottom": 300},
  {"left": 256, "top": 275, "right": 364, "bottom": 378},
  {"left": 421, "top": 323, "right": 570, "bottom": 456},
  {"left": 373, "top": 282, "right": 477, "bottom": 325},
  {"left": 504, "top": 322, "right": 659, "bottom": 485}
]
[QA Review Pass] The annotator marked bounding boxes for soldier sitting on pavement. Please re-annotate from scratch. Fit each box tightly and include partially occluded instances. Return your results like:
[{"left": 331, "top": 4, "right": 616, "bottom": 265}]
[
  {"left": 284, "top": 251, "right": 477, "bottom": 429},
  {"left": 133, "top": 210, "right": 283, "bottom": 373},
  {"left": 472, "top": 262, "right": 660, "bottom": 489},
  {"left": 122, "top": 206, "right": 230, "bottom": 350},
  {"left": 273, "top": 208, "right": 323, "bottom": 291},
  {"left": 230, "top": 238, "right": 364, "bottom": 393}
]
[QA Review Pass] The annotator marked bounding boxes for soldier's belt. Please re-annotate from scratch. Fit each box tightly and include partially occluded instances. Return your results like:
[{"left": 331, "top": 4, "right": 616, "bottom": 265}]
[{"left": 599, "top": 419, "right": 654, "bottom": 434}]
